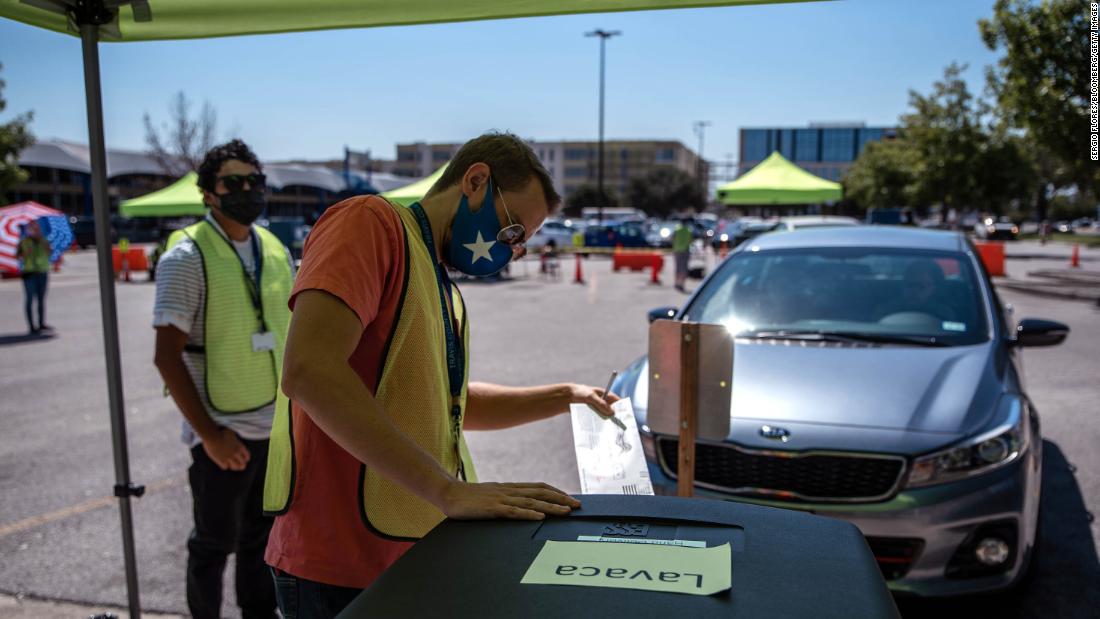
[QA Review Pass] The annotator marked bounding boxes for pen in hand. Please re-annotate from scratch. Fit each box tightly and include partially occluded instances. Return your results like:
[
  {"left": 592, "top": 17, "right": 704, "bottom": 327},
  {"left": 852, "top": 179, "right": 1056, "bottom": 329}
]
[{"left": 598, "top": 371, "right": 627, "bottom": 430}]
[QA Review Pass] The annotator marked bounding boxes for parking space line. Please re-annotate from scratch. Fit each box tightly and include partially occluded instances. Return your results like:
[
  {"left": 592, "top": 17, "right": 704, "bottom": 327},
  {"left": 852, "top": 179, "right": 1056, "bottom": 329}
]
[{"left": 0, "top": 474, "right": 186, "bottom": 539}]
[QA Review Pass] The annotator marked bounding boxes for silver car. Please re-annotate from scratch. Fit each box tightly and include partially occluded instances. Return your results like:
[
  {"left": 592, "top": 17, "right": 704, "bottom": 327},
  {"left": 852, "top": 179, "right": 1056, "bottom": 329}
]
[{"left": 614, "top": 226, "right": 1069, "bottom": 597}]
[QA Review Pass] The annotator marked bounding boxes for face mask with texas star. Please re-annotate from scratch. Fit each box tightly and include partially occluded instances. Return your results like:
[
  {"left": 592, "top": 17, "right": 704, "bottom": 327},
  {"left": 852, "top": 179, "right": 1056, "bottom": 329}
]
[{"left": 446, "top": 178, "right": 515, "bottom": 277}]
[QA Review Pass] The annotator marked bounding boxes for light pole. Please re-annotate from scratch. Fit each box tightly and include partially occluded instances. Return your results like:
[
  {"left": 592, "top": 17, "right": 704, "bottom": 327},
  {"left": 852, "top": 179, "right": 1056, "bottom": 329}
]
[
  {"left": 586, "top": 28, "right": 620, "bottom": 224},
  {"left": 693, "top": 120, "right": 711, "bottom": 210}
]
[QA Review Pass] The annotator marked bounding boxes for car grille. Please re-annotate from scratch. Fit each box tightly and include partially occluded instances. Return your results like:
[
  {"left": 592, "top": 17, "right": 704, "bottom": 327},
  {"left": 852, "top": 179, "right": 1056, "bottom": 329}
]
[
  {"left": 866, "top": 537, "right": 924, "bottom": 580},
  {"left": 656, "top": 437, "right": 905, "bottom": 502}
]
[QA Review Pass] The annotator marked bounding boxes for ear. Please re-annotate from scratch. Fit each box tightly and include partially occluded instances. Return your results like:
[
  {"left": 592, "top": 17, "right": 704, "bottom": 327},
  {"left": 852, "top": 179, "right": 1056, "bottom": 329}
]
[
  {"left": 460, "top": 163, "right": 492, "bottom": 210},
  {"left": 202, "top": 190, "right": 219, "bottom": 209}
]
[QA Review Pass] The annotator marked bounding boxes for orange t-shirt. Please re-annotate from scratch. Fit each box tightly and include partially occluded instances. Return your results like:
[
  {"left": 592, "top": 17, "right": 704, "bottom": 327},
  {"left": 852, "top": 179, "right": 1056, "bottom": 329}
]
[{"left": 264, "top": 195, "right": 414, "bottom": 589}]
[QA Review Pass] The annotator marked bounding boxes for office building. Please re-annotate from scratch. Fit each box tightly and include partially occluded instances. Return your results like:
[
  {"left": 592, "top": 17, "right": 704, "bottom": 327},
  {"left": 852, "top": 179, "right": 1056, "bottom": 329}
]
[
  {"left": 395, "top": 139, "right": 706, "bottom": 204},
  {"left": 738, "top": 123, "right": 897, "bottom": 182}
]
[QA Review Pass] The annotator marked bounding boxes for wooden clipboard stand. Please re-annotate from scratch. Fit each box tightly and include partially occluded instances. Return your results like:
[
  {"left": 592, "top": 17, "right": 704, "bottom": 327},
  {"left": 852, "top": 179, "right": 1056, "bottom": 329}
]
[
  {"left": 677, "top": 323, "right": 699, "bottom": 497},
  {"left": 647, "top": 320, "right": 734, "bottom": 499}
]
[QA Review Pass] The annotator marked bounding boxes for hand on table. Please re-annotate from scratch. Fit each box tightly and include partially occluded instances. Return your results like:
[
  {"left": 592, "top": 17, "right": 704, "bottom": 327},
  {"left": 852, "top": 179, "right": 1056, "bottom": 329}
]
[{"left": 438, "top": 481, "right": 581, "bottom": 521}]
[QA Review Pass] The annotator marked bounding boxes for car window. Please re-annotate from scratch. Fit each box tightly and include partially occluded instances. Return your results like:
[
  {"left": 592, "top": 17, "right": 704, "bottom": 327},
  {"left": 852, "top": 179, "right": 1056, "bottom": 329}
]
[{"left": 682, "top": 247, "right": 991, "bottom": 346}]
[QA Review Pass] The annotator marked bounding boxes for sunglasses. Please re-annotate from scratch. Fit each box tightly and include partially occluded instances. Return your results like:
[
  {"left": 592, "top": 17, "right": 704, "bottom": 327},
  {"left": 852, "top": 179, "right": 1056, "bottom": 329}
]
[
  {"left": 495, "top": 187, "right": 527, "bottom": 247},
  {"left": 218, "top": 173, "right": 266, "bottom": 192}
]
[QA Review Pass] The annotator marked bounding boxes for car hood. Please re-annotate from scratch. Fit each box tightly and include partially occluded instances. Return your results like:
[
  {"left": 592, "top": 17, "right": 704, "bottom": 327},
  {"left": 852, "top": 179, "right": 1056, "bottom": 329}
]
[{"left": 624, "top": 340, "right": 1004, "bottom": 449}]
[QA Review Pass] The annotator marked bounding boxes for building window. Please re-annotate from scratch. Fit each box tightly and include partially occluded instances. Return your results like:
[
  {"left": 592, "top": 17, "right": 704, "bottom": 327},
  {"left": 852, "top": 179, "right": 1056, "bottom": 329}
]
[
  {"left": 779, "top": 130, "right": 795, "bottom": 160},
  {"left": 794, "top": 129, "right": 819, "bottom": 161},
  {"left": 564, "top": 166, "right": 588, "bottom": 179},
  {"left": 856, "top": 128, "right": 885, "bottom": 157},
  {"left": 432, "top": 151, "right": 450, "bottom": 162},
  {"left": 565, "top": 148, "right": 590, "bottom": 161},
  {"left": 655, "top": 147, "right": 675, "bottom": 163},
  {"left": 741, "top": 130, "right": 769, "bottom": 163},
  {"left": 821, "top": 128, "right": 856, "bottom": 162}
]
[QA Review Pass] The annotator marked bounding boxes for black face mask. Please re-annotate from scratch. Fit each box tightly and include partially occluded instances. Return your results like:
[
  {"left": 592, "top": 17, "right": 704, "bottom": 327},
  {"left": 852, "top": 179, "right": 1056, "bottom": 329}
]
[{"left": 217, "top": 189, "right": 266, "bottom": 225}]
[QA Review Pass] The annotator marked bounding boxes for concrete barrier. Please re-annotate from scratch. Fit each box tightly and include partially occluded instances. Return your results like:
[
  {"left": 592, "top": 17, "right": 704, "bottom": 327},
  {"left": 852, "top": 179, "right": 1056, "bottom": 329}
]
[{"left": 973, "top": 241, "right": 1005, "bottom": 277}]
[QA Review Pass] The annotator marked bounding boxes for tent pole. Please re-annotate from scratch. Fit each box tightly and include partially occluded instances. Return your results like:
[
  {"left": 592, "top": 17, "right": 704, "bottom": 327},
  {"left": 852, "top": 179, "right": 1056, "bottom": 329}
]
[{"left": 78, "top": 20, "right": 143, "bottom": 619}]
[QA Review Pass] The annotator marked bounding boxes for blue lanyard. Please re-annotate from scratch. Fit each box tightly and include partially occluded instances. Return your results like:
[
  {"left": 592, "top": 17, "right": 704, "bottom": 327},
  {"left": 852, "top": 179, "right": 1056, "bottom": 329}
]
[
  {"left": 409, "top": 203, "right": 465, "bottom": 399},
  {"left": 209, "top": 220, "right": 266, "bottom": 330}
]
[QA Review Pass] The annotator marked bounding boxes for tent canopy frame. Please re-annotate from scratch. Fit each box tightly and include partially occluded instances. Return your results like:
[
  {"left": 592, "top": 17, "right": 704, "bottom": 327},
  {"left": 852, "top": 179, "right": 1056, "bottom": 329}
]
[{"left": 2, "top": 1, "right": 821, "bottom": 616}]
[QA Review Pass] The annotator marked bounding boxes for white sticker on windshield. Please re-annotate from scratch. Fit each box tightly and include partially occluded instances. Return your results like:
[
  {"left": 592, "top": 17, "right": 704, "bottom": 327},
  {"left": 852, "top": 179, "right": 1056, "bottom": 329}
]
[{"left": 942, "top": 321, "right": 967, "bottom": 332}]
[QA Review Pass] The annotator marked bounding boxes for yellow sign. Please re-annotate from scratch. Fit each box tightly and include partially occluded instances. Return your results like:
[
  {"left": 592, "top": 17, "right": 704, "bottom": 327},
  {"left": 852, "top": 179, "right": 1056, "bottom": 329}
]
[{"left": 520, "top": 540, "right": 731, "bottom": 596}]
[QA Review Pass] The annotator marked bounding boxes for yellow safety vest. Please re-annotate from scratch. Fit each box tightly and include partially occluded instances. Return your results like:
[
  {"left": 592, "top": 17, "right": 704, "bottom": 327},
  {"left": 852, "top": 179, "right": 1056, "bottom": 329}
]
[
  {"left": 263, "top": 200, "right": 477, "bottom": 540},
  {"left": 168, "top": 221, "right": 293, "bottom": 414}
]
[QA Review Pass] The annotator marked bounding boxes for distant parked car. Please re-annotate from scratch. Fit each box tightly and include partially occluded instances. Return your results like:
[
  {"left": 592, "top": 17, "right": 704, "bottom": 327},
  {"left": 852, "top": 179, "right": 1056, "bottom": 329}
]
[
  {"left": 867, "top": 208, "right": 916, "bottom": 226},
  {"left": 1071, "top": 218, "right": 1094, "bottom": 232},
  {"left": 714, "top": 219, "right": 779, "bottom": 249},
  {"left": 645, "top": 220, "right": 681, "bottom": 248},
  {"left": 974, "top": 217, "right": 1019, "bottom": 241},
  {"left": 774, "top": 215, "right": 860, "bottom": 232},
  {"left": 583, "top": 221, "right": 649, "bottom": 249},
  {"left": 527, "top": 219, "right": 578, "bottom": 251}
]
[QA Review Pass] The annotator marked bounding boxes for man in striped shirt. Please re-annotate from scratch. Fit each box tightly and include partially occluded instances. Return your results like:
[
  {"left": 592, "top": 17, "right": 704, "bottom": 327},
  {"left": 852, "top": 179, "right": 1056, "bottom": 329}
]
[{"left": 153, "top": 140, "right": 293, "bottom": 619}]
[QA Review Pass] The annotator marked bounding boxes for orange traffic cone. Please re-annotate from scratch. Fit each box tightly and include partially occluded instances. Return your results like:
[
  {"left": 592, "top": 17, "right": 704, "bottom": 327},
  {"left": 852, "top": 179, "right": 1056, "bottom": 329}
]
[
  {"left": 574, "top": 253, "right": 585, "bottom": 284},
  {"left": 1071, "top": 244, "right": 1080, "bottom": 269},
  {"left": 650, "top": 253, "right": 662, "bottom": 285}
]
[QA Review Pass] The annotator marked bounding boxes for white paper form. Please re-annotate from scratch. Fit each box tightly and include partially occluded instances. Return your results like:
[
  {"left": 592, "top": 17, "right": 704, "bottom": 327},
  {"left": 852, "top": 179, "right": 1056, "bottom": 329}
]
[{"left": 569, "top": 397, "right": 654, "bottom": 495}]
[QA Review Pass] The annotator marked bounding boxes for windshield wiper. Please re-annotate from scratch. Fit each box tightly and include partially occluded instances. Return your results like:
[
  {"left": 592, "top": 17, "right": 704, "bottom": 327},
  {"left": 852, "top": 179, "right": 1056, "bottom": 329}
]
[{"left": 744, "top": 330, "right": 949, "bottom": 347}]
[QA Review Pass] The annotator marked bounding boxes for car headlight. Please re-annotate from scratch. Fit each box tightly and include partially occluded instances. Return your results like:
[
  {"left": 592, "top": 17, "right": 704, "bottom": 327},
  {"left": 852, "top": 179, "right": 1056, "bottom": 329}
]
[
  {"left": 719, "top": 233, "right": 729, "bottom": 242},
  {"left": 906, "top": 399, "right": 1030, "bottom": 488}
]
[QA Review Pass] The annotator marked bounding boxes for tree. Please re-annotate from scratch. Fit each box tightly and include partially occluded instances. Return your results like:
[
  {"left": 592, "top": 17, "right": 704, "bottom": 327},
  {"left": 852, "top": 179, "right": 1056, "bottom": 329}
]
[
  {"left": 980, "top": 0, "right": 1097, "bottom": 207},
  {"left": 842, "top": 138, "right": 920, "bottom": 210},
  {"left": 626, "top": 166, "right": 704, "bottom": 218},
  {"left": 0, "top": 62, "right": 34, "bottom": 200},
  {"left": 898, "top": 63, "right": 989, "bottom": 213},
  {"left": 564, "top": 184, "right": 618, "bottom": 216},
  {"left": 844, "top": 64, "right": 1037, "bottom": 216},
  {"left": 143, "top": 91, "right": 218, "bottom": 176}
]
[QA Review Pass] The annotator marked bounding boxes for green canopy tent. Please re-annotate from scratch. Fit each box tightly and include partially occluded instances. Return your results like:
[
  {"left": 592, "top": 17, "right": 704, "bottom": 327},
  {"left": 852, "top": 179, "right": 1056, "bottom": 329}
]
[
  {"left": 0, "top": 1, "right": 820, "bottom": 615},
  {"left": 716, "top": 151, "right": 842, "bottom": 205},
  {"left": 118, "top": 172, "right": 206, "bottom": 217},
  {"left": 381, "top": 164, "right": 447, "bottom": 206}
]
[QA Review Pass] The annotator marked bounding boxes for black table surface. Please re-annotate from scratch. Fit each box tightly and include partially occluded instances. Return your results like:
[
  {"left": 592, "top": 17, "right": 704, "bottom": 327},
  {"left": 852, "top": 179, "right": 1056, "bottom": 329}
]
[{"left": 339, "top": 494, "right": 900, "bottom": 619}]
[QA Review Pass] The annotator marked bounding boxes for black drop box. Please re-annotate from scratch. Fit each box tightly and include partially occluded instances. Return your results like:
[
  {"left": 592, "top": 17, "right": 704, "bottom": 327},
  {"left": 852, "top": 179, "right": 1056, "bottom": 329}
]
[{"left": 340, "top": 495, "right": 899, "bottom": 618}]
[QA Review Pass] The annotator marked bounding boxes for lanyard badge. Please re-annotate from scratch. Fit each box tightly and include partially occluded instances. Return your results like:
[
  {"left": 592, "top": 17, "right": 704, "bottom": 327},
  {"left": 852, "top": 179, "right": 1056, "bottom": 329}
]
[{"left": 410, "top": 203, "right": 468, "bottom": 480}]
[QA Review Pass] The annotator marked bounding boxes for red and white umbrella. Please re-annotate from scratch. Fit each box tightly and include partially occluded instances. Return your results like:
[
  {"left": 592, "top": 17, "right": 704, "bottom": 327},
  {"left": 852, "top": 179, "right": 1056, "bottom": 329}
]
[{"left": 0, "top": 201, "right": 67, "bottom": 275}]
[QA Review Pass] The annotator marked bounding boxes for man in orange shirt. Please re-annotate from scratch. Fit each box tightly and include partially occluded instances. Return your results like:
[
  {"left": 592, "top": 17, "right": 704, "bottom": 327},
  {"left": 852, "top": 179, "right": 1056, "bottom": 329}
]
[{"left": 264, "top": 132, "right": 617, "bottom": 617}]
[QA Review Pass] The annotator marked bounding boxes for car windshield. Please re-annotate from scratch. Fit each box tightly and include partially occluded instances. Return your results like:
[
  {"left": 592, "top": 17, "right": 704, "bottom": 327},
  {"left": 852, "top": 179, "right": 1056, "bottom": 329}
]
[{"left": 682, "top": 247, "right": 991, "bottom": 346}]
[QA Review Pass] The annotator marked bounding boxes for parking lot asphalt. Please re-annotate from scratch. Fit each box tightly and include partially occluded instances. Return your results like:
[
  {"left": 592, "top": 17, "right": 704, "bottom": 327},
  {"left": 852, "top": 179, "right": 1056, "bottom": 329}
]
[{"left": 0, "top": 249, "right": 1097, "bottom": 618}]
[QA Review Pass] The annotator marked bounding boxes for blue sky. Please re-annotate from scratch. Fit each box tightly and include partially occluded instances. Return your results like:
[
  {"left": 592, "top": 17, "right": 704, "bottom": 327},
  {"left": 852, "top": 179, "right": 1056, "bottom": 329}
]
[{"left": 0, "top": 0, "right": 1001, "bottom": 166}]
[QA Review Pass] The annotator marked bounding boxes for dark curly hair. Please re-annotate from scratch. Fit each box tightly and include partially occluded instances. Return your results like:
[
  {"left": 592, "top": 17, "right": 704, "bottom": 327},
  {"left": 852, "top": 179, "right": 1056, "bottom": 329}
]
[{"left": 196, "top": 139, "right": 262, "bottom": 193}]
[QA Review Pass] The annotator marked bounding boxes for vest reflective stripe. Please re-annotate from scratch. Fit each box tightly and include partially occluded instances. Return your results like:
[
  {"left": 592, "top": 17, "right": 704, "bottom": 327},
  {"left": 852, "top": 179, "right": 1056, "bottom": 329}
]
[
  {"left": 168, "top": 221, "right": 293, "bottom": 414},
  {"left": 263, "top": 201, "right": 477, "bottom": 541}
]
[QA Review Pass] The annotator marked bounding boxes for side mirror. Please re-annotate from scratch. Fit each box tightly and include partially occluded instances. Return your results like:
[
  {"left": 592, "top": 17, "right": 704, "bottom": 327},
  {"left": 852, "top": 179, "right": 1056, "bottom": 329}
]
[
  {"left": 648, "top": 306, "right": 678, "bottom": 323},
  {"left": 1014, "top": 318, "right": 1069, "bottom": 347}
]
